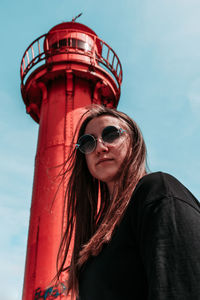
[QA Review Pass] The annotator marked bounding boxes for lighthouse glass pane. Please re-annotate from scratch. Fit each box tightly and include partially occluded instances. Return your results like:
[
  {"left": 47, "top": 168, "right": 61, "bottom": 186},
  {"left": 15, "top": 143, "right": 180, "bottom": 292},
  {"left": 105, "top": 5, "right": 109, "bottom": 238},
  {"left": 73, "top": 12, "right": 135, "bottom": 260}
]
[
  {"left": 51, "top": 41, "right": 59, "bottom": 49},
  {"left": 59, "top": 39, "right": 67, "bottom": 47},
  {"left": 50, "top": 38, "right": 91, "bottom": 52},
  {"left": 72, "top": 38, "right": 76, "bottom": 48},
  {"left": 77, "top": 40, "right": 85, "bottom": 50},
  {"left": 77, "top": 40, "right": 91, "bottom": 51}
]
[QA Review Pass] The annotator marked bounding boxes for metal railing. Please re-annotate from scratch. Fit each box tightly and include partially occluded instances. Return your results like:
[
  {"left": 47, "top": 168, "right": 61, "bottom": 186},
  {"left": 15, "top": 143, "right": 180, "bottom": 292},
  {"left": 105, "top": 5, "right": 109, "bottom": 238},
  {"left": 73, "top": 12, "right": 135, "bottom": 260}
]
[{"left": 20, "top": 30, "right": 123, "bottom": 89}]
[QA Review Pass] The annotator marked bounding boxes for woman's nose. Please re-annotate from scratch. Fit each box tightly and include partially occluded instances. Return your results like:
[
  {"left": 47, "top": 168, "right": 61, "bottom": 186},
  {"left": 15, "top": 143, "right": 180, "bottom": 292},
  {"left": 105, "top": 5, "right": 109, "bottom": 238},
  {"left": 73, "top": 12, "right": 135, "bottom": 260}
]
[{"left": 95, "top": 138, "right": 109, "bottom": 153}]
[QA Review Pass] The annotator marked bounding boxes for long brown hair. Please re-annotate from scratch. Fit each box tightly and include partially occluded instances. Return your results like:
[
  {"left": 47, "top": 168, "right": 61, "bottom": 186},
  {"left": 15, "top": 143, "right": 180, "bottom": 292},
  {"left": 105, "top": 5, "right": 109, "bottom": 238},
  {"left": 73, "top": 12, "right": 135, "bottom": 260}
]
[{"left": 56, "top": 105, "right": 147, "bottom": 297}]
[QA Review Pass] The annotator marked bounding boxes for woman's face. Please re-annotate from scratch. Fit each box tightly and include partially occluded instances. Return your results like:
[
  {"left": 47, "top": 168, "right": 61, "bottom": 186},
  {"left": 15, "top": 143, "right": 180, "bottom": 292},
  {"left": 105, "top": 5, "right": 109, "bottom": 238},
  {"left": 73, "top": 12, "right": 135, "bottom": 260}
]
[{"left": 84, "top": 115, "right": 130, "bottom": 194}]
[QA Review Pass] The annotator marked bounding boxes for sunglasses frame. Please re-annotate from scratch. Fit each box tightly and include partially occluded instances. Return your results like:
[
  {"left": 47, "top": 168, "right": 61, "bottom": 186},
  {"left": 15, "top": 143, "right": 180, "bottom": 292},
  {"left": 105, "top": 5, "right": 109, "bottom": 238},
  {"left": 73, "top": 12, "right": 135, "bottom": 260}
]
[{"left": 75, "top": 126, "right": 126, "bottom": 154}]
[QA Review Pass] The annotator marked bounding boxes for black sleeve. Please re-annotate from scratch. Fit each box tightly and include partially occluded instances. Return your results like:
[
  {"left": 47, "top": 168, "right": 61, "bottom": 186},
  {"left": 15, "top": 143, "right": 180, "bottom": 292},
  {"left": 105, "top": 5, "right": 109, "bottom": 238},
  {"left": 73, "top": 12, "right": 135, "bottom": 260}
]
[{"left": 139, "top": 194, "right": 200, "bottom": 300}]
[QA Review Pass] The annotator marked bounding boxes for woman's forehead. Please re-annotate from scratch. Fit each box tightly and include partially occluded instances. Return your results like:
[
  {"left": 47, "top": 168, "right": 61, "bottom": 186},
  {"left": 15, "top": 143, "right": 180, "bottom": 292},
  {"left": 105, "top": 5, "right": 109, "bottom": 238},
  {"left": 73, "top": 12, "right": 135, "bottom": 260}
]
[{"left": 84, "top": 115, "right": 126, "bottom": 134}]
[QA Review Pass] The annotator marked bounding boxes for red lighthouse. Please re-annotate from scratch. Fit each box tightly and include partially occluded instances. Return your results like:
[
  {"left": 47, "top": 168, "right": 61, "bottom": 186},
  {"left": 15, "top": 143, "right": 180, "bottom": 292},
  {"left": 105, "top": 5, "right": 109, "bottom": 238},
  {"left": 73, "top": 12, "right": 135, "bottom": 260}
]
[{"left": 20, "top": 19, "right": 122, "bottom": 299}]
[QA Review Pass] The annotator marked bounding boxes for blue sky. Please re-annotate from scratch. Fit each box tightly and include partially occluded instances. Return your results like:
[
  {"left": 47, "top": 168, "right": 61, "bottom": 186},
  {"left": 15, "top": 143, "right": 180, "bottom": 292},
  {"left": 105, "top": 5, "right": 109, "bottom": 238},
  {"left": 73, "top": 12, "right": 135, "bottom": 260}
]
[{"left": 1, "top": 0, "right": 200, "bottom": 299}]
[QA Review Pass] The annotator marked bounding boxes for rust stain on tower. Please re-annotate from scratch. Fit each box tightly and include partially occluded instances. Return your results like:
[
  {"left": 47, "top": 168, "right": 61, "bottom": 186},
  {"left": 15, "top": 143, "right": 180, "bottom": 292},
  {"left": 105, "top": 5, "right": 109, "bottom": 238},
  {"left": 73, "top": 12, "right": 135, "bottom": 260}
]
[{"left": 20, "top": 20, "right": 123, "bottom": 299}]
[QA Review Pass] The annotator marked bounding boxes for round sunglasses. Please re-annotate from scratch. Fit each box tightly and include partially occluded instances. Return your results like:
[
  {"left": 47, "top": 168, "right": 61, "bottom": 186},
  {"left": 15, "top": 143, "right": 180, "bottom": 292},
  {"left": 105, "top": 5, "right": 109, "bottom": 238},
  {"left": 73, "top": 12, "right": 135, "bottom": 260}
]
[{"left": 75, "top": 126, "right": 126, "bottom": 154}]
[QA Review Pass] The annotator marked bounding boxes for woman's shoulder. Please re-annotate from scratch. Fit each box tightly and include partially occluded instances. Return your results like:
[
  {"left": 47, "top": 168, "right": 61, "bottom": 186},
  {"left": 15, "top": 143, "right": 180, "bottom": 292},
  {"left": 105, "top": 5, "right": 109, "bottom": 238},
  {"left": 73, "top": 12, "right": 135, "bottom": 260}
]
[{"left": 132, "top": 171, "right": 199, "bottom": 209}]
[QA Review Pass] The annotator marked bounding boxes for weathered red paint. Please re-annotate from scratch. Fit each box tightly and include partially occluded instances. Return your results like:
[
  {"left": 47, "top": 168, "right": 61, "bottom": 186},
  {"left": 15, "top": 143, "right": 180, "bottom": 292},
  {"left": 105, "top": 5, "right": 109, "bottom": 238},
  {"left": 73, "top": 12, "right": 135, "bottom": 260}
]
[{"left": 20, "top": 21, "right": 122, "bottom": 299}]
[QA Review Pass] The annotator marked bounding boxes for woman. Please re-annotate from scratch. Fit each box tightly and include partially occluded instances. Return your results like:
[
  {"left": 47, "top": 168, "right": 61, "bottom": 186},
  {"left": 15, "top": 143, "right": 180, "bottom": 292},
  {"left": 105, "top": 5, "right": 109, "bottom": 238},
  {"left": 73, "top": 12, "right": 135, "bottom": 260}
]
[{"left": 57, "top": 105, "right": 200, "bottom": 299}]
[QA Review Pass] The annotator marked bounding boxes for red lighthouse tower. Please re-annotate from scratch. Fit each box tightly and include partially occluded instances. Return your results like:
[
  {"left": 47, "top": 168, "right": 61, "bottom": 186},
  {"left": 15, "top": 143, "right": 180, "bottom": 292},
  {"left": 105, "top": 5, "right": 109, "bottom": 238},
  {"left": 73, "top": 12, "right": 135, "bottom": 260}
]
[{"left": 20, "top": 19, "right": 122, "bottom": 299}]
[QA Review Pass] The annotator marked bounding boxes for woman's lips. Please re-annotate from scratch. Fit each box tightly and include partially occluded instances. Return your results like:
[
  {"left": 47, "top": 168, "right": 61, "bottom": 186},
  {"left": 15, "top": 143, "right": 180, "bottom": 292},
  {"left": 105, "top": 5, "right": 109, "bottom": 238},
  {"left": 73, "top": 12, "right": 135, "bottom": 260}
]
[{"left": 96, "top": 158, "right": 114, "bottom": 165}]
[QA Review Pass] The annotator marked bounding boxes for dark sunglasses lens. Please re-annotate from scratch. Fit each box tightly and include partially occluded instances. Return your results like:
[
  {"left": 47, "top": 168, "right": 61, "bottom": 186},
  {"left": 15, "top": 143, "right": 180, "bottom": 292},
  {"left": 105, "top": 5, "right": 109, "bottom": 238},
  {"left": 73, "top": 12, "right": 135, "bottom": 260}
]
[
  {"left": 78, "top": 135, "right": 95, "bottom": 153},
  {"left": 102, "top": 126, "right": 120, "bottom": 143}
]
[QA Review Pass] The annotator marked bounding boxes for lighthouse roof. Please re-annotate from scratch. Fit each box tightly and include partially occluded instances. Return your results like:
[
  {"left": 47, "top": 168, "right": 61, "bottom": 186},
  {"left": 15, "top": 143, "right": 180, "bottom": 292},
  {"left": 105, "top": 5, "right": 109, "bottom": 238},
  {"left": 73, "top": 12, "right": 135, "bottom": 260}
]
[{"left": 48, "top": 22, "right": 98, "bottom": 36}]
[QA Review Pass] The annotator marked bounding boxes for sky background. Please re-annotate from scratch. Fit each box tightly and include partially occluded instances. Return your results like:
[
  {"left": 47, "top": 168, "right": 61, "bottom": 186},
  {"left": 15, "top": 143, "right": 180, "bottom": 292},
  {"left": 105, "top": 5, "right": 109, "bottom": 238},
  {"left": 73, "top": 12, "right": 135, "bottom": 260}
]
[{"left": 1, "top": 0, "right": 200, "bottom": 299}]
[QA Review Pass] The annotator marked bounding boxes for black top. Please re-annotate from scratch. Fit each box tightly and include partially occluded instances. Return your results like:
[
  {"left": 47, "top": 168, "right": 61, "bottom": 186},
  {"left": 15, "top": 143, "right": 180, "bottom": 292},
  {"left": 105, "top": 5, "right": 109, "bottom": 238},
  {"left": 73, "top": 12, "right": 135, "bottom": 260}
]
[{"left": 78, "top": 172, "right": 200, "bottom": 300}]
